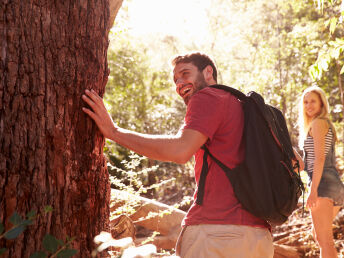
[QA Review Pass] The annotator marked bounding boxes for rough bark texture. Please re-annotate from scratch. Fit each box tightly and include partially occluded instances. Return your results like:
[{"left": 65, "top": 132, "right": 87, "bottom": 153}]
[{"left": 0, "top": 0, "right": 122, "bottom": 257}]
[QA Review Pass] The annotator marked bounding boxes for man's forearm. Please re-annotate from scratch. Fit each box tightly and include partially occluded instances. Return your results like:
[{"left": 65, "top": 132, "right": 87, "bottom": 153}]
[
  {"left": 110, "top": 127, "right": 189, "bottom": 163},
  {"left": 82, "top": 89, "right": 208, "bottom": 163}
]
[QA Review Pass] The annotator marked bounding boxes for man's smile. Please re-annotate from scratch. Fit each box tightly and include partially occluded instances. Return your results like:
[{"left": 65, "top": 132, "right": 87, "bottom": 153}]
[{"left": 179, "top": 84, "right": 193, "bottom": 98}]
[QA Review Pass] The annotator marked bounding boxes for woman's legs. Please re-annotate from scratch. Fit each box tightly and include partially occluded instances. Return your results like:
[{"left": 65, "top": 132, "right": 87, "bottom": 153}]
[
  {"left": 333, "top": 206, "right": 340, "bottom": 219},
  {"left": 311, "top": 198, "right": 337, "bottom": 258}
]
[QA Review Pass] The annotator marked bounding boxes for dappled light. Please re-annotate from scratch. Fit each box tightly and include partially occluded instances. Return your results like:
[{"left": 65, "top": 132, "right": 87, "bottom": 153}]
[
  {"left": 103, "top": 0, "right": 344, "bottom": 257},
  {"left": 1, "top": 0, "right": 343, "bottom": 257}
]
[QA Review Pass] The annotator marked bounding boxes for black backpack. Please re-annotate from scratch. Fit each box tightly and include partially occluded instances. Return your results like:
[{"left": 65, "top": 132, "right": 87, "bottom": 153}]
[{"left": 195, "top": 84, "right": 304, "bottom": 225}]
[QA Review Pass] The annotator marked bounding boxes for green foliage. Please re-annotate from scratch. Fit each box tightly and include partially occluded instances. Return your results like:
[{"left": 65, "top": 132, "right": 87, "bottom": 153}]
[
  {"left": 44, "top": 206, "right": 54, "bottom": 214},
  {"left": 93, "top": 154, "right": 193, "bottom": 256},
  {"left": 30, "top": 251, "right": 47, "bottom": 258},
  {"left": 42, "top": 234, "right": 61, "bottom": 253},
  {"left": 31, "top": 235, "right": 77, "bottom": 258},
  {"left": 0, "top": 248, "right": 6, "bottom": 255},
  {"left": 109, "top": 153, "right": 193, "bottom": 217},
  {"left": 0, "top": 208, "right": 77, "bottom": 258},
  {"left": 106, "top": 42, "right": 184, "bottom": 135},
  {"left": 104, "top": 39, "right": 186, "bottom": 170},
  {"left": 104, "top": 35, "right": 195, "bottom": 207},
  {"left": 0, "top": 211, "right": 36, "bottom": 243}
]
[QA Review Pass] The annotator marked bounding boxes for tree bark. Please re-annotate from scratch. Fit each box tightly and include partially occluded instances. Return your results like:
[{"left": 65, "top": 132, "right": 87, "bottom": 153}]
[
  {"left": 337, "top": 62, "right": 344, "bottom": 156},
  {"left": 0, "top": 0, "right": 123, "bottom": 257}
]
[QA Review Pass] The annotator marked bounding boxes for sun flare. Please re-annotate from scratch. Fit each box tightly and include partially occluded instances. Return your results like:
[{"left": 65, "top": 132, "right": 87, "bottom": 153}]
[{"left": 116, "top": 0, "right": 211, "bottom": 40}]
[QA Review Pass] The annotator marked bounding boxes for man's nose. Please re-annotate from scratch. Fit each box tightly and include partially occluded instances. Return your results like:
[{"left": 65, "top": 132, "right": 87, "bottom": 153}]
[
  {"left": 175, "top": 79, "right": 184, "bottom": 91},
  {"left": 175, "top": 78, "right": 184, "bottom": 86}
]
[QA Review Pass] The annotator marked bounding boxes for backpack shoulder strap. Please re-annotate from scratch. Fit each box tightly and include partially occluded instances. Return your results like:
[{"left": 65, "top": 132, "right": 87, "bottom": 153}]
[
  {"left": 196, "top": 145, "right": 231, "bottom": 205},
  {"left": 208, "top": 85, "right": 247, "bottom": 101},
  {"left": 202, "top": 145, "right": 231, "bottom": 173}
]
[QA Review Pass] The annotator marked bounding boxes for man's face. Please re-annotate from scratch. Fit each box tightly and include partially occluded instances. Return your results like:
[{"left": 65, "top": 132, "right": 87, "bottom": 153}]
[{"left": 173, "top": 62, "right": 208, "bottom": 105}]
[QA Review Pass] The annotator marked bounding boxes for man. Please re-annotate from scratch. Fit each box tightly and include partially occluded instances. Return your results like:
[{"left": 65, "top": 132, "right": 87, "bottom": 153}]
[{"left": 82, "top": 52, "right": 273, "bottom": 258}]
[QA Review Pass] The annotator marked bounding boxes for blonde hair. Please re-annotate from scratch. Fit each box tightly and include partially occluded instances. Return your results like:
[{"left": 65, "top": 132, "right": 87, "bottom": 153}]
[{"left": 298, "top": 86, "right": 337, "bottom": 148}]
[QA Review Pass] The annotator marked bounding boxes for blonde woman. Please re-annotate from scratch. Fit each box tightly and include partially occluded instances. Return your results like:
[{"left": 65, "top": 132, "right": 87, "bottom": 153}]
[{"left": 297, "top": 86, "right": 344, "bottom": 258}]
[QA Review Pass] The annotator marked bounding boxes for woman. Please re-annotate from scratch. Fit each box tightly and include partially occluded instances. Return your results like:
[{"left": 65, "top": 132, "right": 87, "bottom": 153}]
[{"left": 296, "top": 86, "right": 344, "bottom": 258}]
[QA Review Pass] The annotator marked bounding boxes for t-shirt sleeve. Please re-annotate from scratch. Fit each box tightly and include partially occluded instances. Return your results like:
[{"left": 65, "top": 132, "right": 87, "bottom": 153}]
[{"left": 183, "top": 89, "right": 224, "bottom": 141}]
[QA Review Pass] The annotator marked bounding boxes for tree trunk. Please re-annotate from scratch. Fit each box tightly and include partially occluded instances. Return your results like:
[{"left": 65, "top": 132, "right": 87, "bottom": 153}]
[
  {"left": 337, "top": 62, "right": 344, "bottom": 157},
  {"left": 0, "top": 0, "right": 123, "bottom": 257}
]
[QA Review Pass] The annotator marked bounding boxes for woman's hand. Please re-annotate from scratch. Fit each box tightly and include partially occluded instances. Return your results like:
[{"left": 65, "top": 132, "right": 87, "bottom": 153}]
[
  {"left": 306, "top": 190, "right": 318, "bottom": 210},
  {"left": 82, "top": 89, "right": 117, "bottom": 140}
]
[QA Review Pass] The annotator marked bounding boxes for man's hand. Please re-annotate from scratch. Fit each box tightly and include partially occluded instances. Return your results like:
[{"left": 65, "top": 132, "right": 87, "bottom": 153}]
[
  {"left": 82, "top": 89, "right": 116, "bottom": 140},
  {"left": 81, "top": 89, "right": 207, "bottom": 163}
]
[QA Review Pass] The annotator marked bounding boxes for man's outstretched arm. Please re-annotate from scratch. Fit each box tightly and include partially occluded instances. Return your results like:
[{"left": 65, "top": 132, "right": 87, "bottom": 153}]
[{"left": 82, "top": 89, "right": 207, "bottom": 163}]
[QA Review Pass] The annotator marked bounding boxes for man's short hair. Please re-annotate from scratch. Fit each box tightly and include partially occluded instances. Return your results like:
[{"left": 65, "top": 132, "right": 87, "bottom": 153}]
[{"left": 171, "top": 52, "right": 218, "bottom": 82}]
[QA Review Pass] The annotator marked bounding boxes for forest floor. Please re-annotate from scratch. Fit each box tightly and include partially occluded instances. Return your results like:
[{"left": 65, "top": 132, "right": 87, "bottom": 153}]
[
  {"left": 121, "top": 198, "right": 344, "bottom": 257},
  {"left": 110, "top": 177, "right": 344, "bottom": 257},
  {"left": 272, "top": 205, "right": 344, "bottom": 257}
]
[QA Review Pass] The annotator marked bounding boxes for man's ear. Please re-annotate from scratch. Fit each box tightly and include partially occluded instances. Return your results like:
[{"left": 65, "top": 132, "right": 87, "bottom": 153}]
[{"left": 203, "top": 65, "right": 215, "bottom": 84}]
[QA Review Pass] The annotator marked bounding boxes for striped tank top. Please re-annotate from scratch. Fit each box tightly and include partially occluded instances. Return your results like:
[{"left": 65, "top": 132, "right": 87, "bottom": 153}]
[{"left": 303, "top": 127, "right": 333, "bottom": 174}]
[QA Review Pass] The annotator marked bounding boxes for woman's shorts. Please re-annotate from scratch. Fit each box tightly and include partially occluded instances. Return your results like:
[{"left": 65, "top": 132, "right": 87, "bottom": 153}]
[{"left": 308, "top": 168, "right": 344, "bottom": 206}]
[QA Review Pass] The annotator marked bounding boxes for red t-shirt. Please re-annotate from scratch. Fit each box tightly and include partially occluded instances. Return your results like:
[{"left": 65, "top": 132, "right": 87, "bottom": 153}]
[{"left": 182, "top": 87, "right": 269, "bottom": 229}]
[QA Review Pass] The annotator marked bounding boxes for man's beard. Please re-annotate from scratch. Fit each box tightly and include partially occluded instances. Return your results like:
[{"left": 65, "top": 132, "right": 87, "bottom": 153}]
[
  {"left": 184, "top": 73, "right": 208, "bottom": 105},
  {"left": 194, "top": 73, "right": 208, "bottom": 92}
]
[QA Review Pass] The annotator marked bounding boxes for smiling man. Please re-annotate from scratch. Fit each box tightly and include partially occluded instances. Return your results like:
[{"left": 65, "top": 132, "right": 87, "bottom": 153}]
[{"left": 82, "top": 52, "right": 273, "bottom": 258}]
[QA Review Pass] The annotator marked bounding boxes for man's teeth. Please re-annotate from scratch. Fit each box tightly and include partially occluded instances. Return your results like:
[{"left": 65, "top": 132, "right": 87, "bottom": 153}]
[{"left": 182, "top": 88, "right": 190, "bottom": 95}]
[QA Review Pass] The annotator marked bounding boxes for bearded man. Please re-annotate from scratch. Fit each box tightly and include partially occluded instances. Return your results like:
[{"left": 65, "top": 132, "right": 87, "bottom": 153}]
[{"left": 82, "top": 52, "right": 273, "bottom": 258}]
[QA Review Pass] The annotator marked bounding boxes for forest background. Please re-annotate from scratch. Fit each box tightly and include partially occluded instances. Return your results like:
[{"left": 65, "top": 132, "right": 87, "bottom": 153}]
[
  {"left": 106, "top": 0, "right": 344, "bottom": 208},
  {"left": 106, "top": 0, "right": 344, "bottom": 255}
]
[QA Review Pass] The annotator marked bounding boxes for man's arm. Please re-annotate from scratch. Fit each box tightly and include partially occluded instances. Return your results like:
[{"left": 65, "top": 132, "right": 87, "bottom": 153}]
[
  {"left": 292, "top": 148, "right": 304, "bottom": 171},
  {"left": 82, "top": 89, "right": 207, "bottom": 163}
]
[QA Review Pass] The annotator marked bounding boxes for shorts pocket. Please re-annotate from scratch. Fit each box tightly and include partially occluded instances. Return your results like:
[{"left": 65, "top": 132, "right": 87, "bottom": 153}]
[{"left": 206, "top": 231, "right": 243, "bottom": 240}]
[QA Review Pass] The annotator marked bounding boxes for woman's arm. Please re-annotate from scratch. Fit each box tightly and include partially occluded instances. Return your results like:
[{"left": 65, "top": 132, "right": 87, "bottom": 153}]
[
  {"left": 293, "top": 148, "right": 304, "bottom": 172},
  {"left": 307, "top": 118, "right": 328, "bottom": 209}
]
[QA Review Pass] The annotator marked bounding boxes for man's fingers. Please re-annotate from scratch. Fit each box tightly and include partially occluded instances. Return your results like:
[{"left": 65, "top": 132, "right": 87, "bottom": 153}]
[
  {"left": 82, "top": 94, "right": 101, "bottom": 113},
  {"left": 82, "top": 107, "right": 97, "bottom": 121},
  {"left": 85, "top": 89, "right": 102, "bottom": 104},
  {"left": 83, "top": 90, "right": 106, "bottom": 110}
]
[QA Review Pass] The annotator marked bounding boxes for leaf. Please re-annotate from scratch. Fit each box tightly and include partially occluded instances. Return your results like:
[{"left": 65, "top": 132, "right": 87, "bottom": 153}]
[
  {"left": 4, "top": 225, "right": 26, "bottom": 240},
  {"left": 0, "top": 223, "right": 4, "bottom": 234},
  {"left": 57, "top": 239, "right": 64, "bottom": 246},
  {"left": 319, "top": 56, "right": 329, "bottom": 71},
  {"left": 44, "top": 206, "right": 53, "bottom": 214},
  {"left": 26, "top": 210, "right": 37, "bottom": 220},
  {"left": 57, "top": 249, "right": 78, "bottom": 258},
  {"left": 309, "top": 64, "right": 320, "bottom": 80},
  {"left": 331, "top": 47, "right": 341, "bottom": 59},
  {"left": 42, "top": 234, "right": 60, "bottom": 253},
  {"left": 340, "top": 65, "right": 344, "bottom": 74},
  {"left": 329, "top": 17, "right": 337, "bottom": 35},
  {"left": 335, "top": 38, "right": 344, "bottom": 45},
  {"left": 22, "top": 219, "right": 34, "bottom": 226},
  {"left": 29, "top": 251, "right": 47, "bottom": 258},
  {"left": 66, "top": 236, "right": 76, "bottom": 242},
  {"left": 9, "top": 212, "right": 23, "bottom": 226},
  {"left": 0, "top": 248, "right": 6, "bottom": 255}
]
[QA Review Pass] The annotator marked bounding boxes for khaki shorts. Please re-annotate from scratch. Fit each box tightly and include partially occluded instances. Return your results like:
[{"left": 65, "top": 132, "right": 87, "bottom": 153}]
[{"left": 176, "top": 224, "right": 273, "bottom": 258}]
